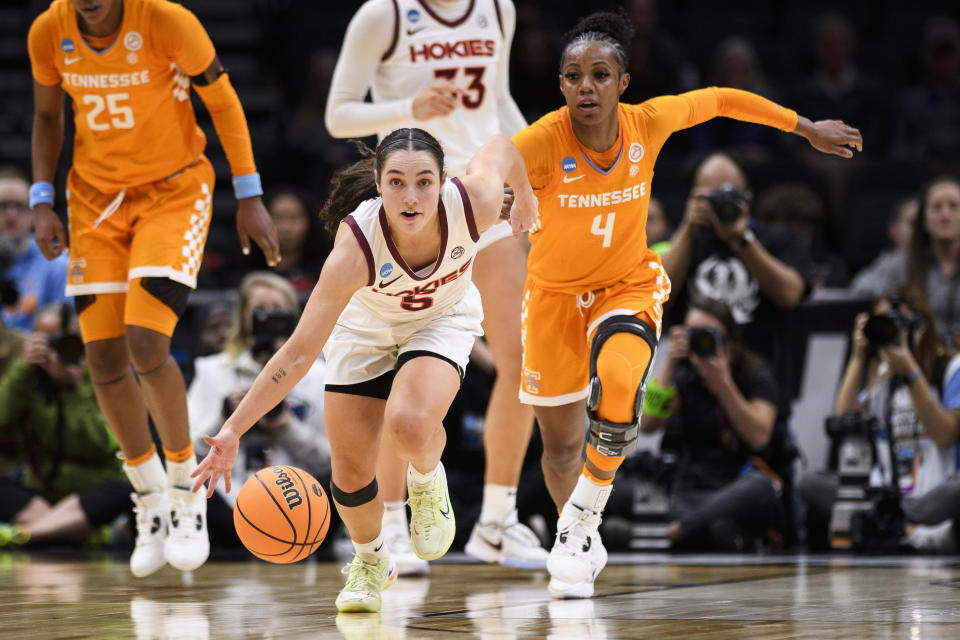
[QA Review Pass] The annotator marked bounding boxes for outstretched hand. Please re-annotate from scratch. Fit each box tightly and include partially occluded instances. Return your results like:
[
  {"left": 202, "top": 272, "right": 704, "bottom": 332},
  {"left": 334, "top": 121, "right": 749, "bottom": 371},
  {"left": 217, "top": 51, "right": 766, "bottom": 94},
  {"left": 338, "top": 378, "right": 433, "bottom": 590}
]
[
  {"left": 190, "top": 429, "right": 240, "bottom": 498},
  {"left": 236, "top": 197, "right": 281, "bottom": 267},
  {"left": 796, "top": 116, "right": 863, "bottom": 158}
]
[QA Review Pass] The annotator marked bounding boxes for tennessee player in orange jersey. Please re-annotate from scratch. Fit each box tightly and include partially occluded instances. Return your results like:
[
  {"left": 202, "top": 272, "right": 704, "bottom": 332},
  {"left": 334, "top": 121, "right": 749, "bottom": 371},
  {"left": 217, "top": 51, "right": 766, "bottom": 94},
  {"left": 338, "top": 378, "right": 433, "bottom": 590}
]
[
  {"left": 511, "top": 11, "right": 863, "bottom": 599},
  {"left": 27, "top": 0, "right": 280, "bottom": 577}
]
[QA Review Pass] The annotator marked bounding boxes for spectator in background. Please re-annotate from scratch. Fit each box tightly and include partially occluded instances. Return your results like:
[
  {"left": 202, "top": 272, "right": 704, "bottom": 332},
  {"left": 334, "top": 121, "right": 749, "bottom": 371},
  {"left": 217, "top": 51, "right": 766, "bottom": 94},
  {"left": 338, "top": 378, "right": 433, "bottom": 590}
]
[
  {"left": 0, "top": 303, "right": 131, "bottom": 547},
  {"left": 755, "top": 183, "right": 849, "bottom": 289},
  {"left": 801, "top": 288, "right": 960, "bottom": 552},
  {"left": 895, "top": 18, "right": 960, "bottom": 167},
  {"left": 646, "top": 195, "right": 672, "bottom": 255},
  {"left": 257, "top": 189, "right": 330, "bottom": 294},
  {"left": 621, "top": 0, "right": 698, "bottom": 103},
  {"left": 188, "top": 271, "right": 329, "bottom": 548},
  {"left": 0, "top": 167, "right": 67, "bottom": 332},
  {"left": 194, "top": 300, "right": 233, "bottom": 359},
  {"left": 640, "top": 296, "right": 784, "bottom": 550},
  {"left": 690, "top": 38, "right": 784, "bottom": 161},
  {"left": 850, "top": 196, "right": 918, "bottom": 296},
  {"left": 663, "top": 153, "right": 812, "bottom": 412},
  {"left": 793, "top": 12, "right": 889, "bottom": 156},
  {"left": 844, "top": 176, "right": 960, "bottom": 345}
]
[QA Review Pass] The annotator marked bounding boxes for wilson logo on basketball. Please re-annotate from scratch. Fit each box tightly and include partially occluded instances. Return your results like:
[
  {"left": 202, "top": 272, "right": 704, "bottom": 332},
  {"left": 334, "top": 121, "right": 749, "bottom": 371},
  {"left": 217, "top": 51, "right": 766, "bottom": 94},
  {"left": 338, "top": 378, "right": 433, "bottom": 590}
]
[{"left": 271, "top": 466, "right": 303, "bottom": 509}]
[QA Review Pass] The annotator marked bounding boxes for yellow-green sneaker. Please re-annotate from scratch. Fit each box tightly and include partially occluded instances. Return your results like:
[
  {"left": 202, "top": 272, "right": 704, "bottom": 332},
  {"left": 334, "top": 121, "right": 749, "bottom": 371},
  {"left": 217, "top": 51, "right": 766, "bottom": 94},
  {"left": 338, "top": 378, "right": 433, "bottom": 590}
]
[
  {"left": 335, "top": 553, "right": 398, "bottom": 613},
  {"left": 0, "top": 524, "right": 30, "bottom": 547},
  {"left": 406, "top": 462, "right": 456, "bottom": 561}
]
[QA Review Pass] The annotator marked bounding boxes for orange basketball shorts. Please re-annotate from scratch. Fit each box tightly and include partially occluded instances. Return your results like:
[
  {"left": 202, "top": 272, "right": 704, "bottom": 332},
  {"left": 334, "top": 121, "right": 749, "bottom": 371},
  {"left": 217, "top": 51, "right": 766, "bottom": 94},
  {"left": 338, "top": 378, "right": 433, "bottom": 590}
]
[
  {"left": 519, "top": 260, "right": 671, "bottom": 406},
  {"left": 65, "top": 156, "right": 215, "bottom": 297}
]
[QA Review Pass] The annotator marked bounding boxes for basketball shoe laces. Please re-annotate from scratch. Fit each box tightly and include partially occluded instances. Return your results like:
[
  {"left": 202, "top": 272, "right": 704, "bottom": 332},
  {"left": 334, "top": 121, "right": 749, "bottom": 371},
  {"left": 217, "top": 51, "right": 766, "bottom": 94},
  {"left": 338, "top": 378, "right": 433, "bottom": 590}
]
[
  {"left": 341, "top": 554, "right": 385, "bottom": 593},
  {"left": 407, "top": 481, "right": 445, "bottom": 541},
  {"left": 557, "top": 507, "right": 602, "bottom": 558},
  {"left": 131, "top": 493, "right": 164, "bottom": 548}
]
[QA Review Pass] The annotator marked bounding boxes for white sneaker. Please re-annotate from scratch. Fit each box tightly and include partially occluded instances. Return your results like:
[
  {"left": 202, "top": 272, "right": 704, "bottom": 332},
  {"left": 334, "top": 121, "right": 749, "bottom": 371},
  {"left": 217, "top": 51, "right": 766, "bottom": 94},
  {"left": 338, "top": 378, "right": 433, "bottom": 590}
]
[
  {"left": 465, "top": 515, "right": 548, "bottom": 569},
  {"left": 165, "top": 488, "right": 209, "bottom": 571},
  {"left": 547, "top": 503, "right": 607, "bottom": 598},
  {"left": 130, "top": 492, "right": 168, "bottom": 578},
  {"left": 383, "top": 522, "right": 430, "bottom": 576},
  {"left": 406, "top": 463, "right": 455, "bottom": 561},
  {"left": 335, "top": 553, "right": 398, "bottom": 613}
]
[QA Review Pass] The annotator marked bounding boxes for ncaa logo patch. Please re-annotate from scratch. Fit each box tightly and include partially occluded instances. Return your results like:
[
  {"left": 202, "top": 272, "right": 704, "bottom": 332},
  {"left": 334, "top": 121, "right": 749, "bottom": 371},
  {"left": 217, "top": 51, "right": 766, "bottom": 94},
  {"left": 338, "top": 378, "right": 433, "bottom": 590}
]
[
  {"left": 561, "top": 157, "right": 577, "bottom": 172},
  {"left": 628, "top": 142, "right": 644, "bottom": 163},
  {"left": 124, "top": 31, "right": 143, "bottom": 51},
  {"left": 451, "top": 246, "right": 465, "bottom": 259},
  {"left": 61, "top": 38, "right": 75, "bottom": 53},
  {"left": 379, "top": 263, "right": 394, "bottom": 278},
  {"left": 407, "top": 8, "right": 421, "bottom": 23}
]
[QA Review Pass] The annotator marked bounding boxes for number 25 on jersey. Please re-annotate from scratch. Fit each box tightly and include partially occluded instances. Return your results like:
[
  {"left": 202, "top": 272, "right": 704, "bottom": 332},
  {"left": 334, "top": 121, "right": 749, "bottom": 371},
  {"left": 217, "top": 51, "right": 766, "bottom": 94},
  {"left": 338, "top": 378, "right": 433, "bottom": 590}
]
[
  {"left": 82, "top": 92, "right": 135, "bottom": 131},
  {"left": 591, "top": 212, "right": 616, "bottom": 248}
]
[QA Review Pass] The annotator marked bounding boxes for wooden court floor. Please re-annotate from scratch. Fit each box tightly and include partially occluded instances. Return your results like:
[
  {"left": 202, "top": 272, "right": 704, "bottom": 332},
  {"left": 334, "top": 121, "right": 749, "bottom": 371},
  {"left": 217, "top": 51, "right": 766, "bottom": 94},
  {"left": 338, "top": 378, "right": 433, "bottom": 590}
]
[{"left": 1, "top": 552, "right": 959, "bottom": 639}]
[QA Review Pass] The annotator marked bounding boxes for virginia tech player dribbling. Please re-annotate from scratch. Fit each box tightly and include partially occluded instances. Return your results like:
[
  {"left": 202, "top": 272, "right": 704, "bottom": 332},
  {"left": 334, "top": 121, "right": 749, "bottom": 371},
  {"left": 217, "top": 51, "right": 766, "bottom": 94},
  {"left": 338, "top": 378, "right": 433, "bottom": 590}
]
[
  {"left": 512, "top": 11, "right": 863, "bottom": 598},
  {"left": 27, "top": 0, "right": 280, "bottom": 577},
  {"left": 325, "top": 0, "right": 546, "bottom": 575}
]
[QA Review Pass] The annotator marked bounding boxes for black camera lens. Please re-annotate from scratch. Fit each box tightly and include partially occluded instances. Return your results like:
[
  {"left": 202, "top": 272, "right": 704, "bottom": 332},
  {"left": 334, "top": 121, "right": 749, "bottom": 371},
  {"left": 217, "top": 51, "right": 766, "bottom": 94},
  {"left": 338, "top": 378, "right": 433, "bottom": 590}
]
[
  {"left": 863, "top": 313, "right": 900, "bottom": 348},
  {"left": 49, "top": 333, "right": 85, "bottom": 365},
  {"left": 688, "top": 327, "right": 724, "bottom": 357},
  {"left": 705, "top": 184, "right": 749, "bottom": 224}
]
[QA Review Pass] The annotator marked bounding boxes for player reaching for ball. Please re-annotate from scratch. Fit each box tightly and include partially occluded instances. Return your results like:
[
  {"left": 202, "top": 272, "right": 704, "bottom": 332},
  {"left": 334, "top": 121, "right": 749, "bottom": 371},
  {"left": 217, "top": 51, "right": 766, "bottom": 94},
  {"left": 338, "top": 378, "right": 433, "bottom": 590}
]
[{"left": 192, "top": 127, "right": 537, "bottom": 613}]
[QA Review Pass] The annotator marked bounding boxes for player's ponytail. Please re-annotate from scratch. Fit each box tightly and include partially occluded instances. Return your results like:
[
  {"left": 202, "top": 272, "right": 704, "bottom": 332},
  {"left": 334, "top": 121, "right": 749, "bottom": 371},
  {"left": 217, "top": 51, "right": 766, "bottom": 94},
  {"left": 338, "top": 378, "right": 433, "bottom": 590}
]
[
  {"left": 320, "top": 128, "right": 445, "bottom": 237},
  {"left": 560, "top": 9, "right": 634, "bottom": 72}
]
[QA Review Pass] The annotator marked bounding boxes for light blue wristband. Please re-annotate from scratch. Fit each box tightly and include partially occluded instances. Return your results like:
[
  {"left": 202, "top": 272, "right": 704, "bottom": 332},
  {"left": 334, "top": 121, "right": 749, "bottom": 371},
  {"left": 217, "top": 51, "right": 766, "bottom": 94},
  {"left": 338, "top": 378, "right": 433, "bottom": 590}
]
[
  {"left": 232, "top": 172, "right": 263, "bottom": 200},
  {"left": 29, "top": 181, "right": 55, "bottom": 208}
]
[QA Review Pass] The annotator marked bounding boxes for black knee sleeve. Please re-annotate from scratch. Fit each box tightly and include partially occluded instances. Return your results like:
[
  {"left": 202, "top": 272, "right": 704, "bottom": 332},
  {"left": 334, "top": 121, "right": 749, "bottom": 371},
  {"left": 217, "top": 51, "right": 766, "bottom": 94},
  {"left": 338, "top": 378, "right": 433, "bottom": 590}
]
[
  {"left": 140, "top": 277, "right": 191, "bottom": 317},
  {"left": 330, "top": 477, "right": 379, "bottom": 508}
]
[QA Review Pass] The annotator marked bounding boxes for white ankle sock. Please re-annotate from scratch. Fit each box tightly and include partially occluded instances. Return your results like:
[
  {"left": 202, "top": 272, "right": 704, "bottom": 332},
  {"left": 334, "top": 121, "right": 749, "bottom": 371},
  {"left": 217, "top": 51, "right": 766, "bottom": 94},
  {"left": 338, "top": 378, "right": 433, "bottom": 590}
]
[
  {"left": 166, "top": 457, "right": 198, "bottom": 490},
  {"left": 354, "top": 530, "right": 389, "bottom": 559},
  {"left": 383, "top": 501, "right": 408, "bottom": 530},
  {"left": 479, "top": 484, "right": 518, "bottom": 525},
  {"left": 123, "top": 452, "right": 167, "bottom": 494},
  {"left": 408, "top": 462, "right": 441, "bottom": 485},
  {"left": 569, "top": 474, "right": 612, "bottom": 515}
]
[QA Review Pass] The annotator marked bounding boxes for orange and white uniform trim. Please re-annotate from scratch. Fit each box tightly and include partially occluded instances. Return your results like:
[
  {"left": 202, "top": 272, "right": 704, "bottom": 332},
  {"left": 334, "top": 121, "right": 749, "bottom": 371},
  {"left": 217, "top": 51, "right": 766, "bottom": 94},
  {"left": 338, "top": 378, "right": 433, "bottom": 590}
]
[{"left": 512, "top": 87, "right": 797, "bottom": 405}]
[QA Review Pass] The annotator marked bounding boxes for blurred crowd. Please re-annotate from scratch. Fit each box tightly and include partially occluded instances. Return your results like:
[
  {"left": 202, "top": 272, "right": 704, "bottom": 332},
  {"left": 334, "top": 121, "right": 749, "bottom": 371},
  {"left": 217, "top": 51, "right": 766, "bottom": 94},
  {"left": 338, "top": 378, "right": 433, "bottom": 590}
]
[{"left": 2, "top": 0, "right": 960, "bottom": 556}]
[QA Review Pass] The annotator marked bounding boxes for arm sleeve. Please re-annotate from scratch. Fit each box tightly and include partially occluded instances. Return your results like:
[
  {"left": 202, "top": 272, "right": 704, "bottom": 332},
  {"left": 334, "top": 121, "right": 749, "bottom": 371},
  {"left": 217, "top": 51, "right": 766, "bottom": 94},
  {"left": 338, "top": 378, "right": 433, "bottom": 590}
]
[
  {"left": 27, "top": 13, "right": 61, "bottom": 86},
  {"left": 150, "top": 1, "right": 216, "bottom": 76},
  {"left": 640, "top": 87, "right": 799, "bottom": 160},
  {"left": 193, "top": 76, "right": 258, "bottom": 177},
  {"left": 324, "top": 0, "right": 415, "bottom": 138},
  {"left": 511, "top": 120, "right": 556, "bottom": 191},
  {"left": 494, "top": 0, "right": 526, "bottom": 136}
]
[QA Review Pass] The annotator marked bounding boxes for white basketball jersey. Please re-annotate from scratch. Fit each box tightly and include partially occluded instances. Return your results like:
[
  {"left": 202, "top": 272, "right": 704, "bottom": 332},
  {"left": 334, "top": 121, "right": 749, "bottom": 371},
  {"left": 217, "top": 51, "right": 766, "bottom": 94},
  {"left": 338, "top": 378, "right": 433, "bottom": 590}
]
[
  {"left": 342, "top": 178, "right": 481, "bottom": 323},
  {"left": 374, "top": 0, "right": 506, "bottom": 174}
]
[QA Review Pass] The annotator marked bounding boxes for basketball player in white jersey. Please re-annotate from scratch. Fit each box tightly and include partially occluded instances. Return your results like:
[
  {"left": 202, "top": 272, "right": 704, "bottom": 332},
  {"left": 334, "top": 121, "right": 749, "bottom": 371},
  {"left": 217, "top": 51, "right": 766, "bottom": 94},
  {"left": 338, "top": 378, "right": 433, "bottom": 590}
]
[
  {"left": 192, "top": 128, "right": 537, "bottom": 613},
  {"left": 326, "top": 0, "right": 546, "bottom": 575}
]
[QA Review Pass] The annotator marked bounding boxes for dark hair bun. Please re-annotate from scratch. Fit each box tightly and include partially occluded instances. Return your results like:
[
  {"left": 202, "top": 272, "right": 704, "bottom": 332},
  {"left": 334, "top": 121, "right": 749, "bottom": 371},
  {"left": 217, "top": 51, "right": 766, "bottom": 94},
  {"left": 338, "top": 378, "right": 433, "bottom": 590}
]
[{"left": 562, "top": 9, "right": 634, "bottom": 65}]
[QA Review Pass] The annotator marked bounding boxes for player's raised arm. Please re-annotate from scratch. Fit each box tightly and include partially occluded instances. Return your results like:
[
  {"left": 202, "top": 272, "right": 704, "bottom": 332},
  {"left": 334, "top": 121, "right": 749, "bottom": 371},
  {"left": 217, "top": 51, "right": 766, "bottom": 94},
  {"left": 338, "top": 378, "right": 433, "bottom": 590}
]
[
  {"left": 461, "top": 135, "right": 537, "bottom": 236},
  {"left": 191, "top": 226, "right": 367, "bottom": 497}
]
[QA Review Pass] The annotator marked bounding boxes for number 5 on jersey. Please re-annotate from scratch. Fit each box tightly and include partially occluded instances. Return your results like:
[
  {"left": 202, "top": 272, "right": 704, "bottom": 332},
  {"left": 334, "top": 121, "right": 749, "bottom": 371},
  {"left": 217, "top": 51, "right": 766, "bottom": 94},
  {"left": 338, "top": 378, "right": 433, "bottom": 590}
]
[
  {"left": 83, "top": 93, "right": 135, "bottom": 131},
  {"left": 591, "top": 212, "right": 616, "bottom": 248}
]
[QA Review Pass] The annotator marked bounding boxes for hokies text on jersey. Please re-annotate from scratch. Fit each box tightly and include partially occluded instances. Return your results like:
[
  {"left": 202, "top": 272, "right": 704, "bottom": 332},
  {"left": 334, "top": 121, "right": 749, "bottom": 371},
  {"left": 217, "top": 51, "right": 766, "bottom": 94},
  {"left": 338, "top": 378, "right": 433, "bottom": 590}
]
[
  {"left": 557, "top": 182, "right": 648, "bottom": 208},
  {"left": 371, "top": 257, "right": 473, "bottom": 311},
  {"left": 409, "top": 39, "right": 495, "bottom": 63}
]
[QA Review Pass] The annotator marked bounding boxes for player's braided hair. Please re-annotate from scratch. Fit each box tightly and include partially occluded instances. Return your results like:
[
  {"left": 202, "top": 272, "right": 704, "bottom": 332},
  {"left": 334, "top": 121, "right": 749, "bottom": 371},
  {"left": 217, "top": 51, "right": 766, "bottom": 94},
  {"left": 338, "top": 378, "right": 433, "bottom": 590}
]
[
  {"left": 320, "top": 128, "right": 446, "bottom": 236},
  {"left": 560, "top": 9, "right": 634, "bottom": 72}
]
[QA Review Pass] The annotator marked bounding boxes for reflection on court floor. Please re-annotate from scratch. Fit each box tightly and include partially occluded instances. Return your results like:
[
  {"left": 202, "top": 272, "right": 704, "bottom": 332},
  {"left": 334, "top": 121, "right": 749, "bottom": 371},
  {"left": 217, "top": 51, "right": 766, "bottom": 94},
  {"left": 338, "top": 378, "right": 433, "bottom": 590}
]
[{"left": 1, "top": 552, "right": 959, "bottom": 639}]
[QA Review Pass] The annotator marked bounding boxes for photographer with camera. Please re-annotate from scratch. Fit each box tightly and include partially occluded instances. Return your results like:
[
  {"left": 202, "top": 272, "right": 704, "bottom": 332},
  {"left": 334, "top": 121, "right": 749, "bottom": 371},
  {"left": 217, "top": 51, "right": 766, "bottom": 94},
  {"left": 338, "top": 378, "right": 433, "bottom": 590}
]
[
  {"left": 0, "top": 167, "right": 68, "bottom": 332},
  {"left": 800, "top": 287, "right": 960, "bottom": 552},
  {"left": 662, "top": 153, "right": 812, "bottom": 413},
  {"left": 187, "top": 272, "right": 330, "bottom": 549},
  {"left": 0, "top": 302, "right": 132, "bottom": 547},
  {"left": 640, "top": 296, "right": 784, "bottom": 550}
]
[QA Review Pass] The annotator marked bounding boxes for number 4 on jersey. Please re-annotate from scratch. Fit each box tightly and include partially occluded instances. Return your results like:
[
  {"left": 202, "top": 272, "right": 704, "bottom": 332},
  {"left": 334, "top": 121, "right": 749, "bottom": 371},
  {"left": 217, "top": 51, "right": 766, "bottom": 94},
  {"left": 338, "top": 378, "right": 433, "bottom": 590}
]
[{"left": 591, "top": 212, "right": 616, "bottom": 248}]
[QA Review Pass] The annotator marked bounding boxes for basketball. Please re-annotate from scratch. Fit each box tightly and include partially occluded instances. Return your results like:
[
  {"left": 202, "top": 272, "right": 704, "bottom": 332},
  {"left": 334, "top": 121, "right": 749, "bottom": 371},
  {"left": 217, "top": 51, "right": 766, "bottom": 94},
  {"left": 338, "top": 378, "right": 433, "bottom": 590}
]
[{"left": 233, "top": 465, "right": 330, "bottom": 563}]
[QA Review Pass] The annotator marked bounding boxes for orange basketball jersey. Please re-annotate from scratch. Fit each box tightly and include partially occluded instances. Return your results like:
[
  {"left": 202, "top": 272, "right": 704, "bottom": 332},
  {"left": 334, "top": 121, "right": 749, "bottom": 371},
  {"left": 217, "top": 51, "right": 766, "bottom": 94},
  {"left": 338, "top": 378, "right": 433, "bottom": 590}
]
[
  {"left": 28, "top": 0, "right": 216, "bottom": 192},
  {"left": 513, "top": 87, "right": 798, "bottom": 295}
]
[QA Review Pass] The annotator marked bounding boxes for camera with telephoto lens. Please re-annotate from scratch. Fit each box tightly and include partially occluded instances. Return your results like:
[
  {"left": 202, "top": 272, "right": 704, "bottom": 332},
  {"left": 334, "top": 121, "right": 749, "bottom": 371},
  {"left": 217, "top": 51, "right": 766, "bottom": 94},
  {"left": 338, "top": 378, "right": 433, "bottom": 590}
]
[
  {"left": 687, "top": 326, "right": 725, "bottom": 358},
  {"left": 0, "top": 236, "right": 19, "bottom": 308},
  {"left": 863, "top": 310, "right": 917, "bottom": 349},
  {"left": 48, "top": 302, "right": 84, "bottom": 365},
  {"left": 705, "top": 183, "right": 750, "bottom": 224}
]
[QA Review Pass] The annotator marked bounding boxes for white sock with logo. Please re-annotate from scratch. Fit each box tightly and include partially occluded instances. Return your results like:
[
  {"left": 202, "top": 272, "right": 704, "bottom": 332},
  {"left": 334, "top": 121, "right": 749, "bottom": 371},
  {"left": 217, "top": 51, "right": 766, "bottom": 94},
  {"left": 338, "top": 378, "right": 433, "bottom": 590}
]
[
  {"left": 123, "top": 451, "right": 167, "bottom": 494},
  {"left": 568, "top": 474, "right": 613, "bottom": 516},
  {"left": 479, "top": 484, "right": 518, "bottom": 526},
  {"left": 353, "top": 530, "right": 390, "bottom": 560}
]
